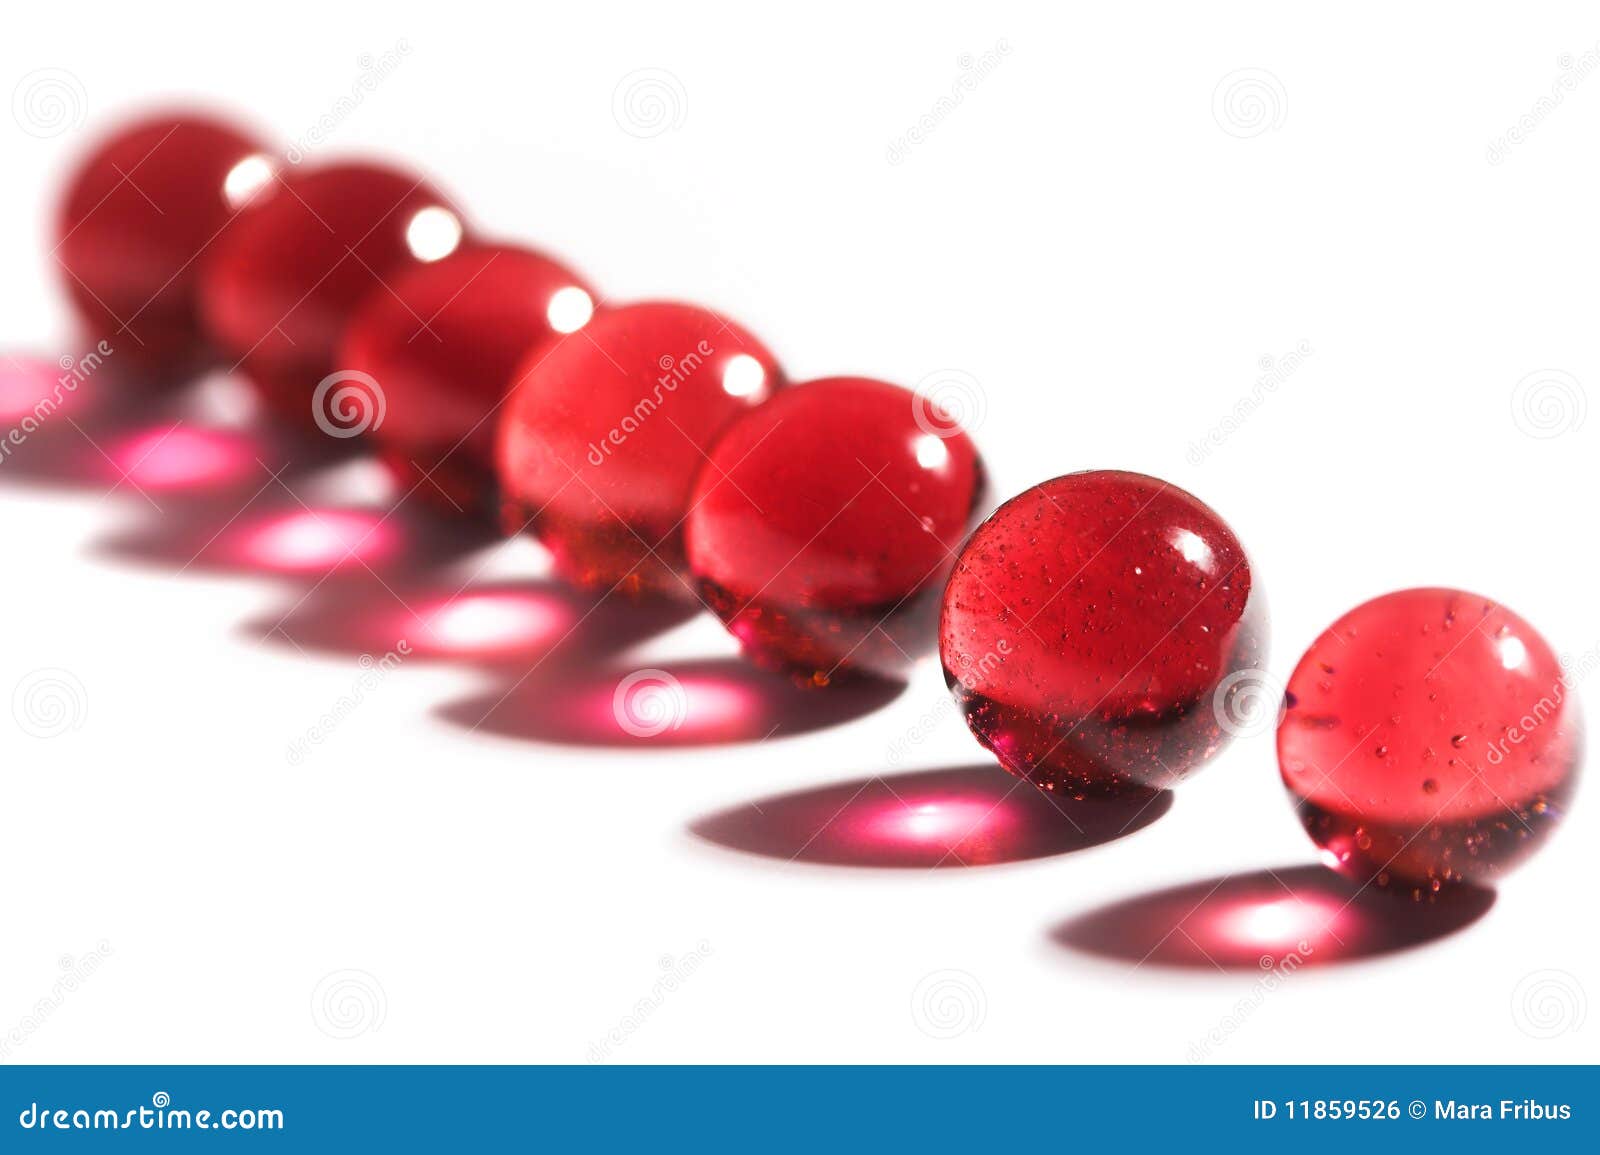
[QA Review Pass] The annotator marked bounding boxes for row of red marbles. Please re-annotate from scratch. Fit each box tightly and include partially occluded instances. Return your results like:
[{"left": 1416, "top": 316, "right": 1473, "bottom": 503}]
[{"left": 55, "top": 110, "right": 1582, "bottom": 897}]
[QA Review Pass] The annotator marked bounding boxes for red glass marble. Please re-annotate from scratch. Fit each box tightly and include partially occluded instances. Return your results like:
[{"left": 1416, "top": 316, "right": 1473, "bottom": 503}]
[
  {"left": 686, "top": 377, "right": 985, "bottom": 683},
  {"left": 55, "top": 110, "right": 273, "bottom": 382},
  {"left": 496, "top": 301, "right": 784, "bottom": 598},
  {"left": 939, "top": 470, "right": 1266, "bottom": 798},
  {"left": 1279, "top": 588, "right": 1583, "bottom": 894},
  {"left": 336, "top": 243, "right": 595, "bottom": 515},
  {"left": 199, "top": 161, "right": 467, "bottom": 426}
]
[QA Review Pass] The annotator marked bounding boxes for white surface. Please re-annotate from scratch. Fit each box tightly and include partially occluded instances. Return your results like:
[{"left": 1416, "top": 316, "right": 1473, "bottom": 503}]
[{"left": 1, "top": 0, "right": 1596, "bottom": 1063}]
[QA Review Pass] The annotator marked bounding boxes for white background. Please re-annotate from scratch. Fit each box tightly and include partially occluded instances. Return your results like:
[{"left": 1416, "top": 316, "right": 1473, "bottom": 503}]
[{"left": 0, "top": 0, "right": 1595, "bottom": 1063}]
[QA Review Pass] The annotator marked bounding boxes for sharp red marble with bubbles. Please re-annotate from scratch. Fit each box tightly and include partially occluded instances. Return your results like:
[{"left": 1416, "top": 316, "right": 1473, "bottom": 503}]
[
  {"left": 939, "top": 470, "right": 1266, "bottom": 798},
  {"left": 496, "top": 302, "right": 783, "bottom": 598},
  {"left": 55, "top": 111, "right": 273, "bottom": 382},
  {"left": 199, "top": 161, "right": 467, "bottom": 426},
  {"left": 337, "top": 243, "right": 596, "bottom": 515},
  {"left": 1279, "top": 588, "right": 1584, "bottom": 894},
  {"left": 686, "top": 377, "right": 986, "bottom": 684}
]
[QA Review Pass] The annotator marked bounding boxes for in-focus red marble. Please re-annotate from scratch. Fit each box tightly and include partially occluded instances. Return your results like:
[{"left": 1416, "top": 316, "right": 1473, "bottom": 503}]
[
  {"left": 686, "top": 377, "right": 985, "bottom": 683},
  {"left": 939, "top": 470, "right": 1266, "bottom": 798},
  {"left": 496, "top": 302, "right": 783, "bottom": 598},
  {"left": 55, "top": 111, "right": 273, "bottom": 382},
  {"left": 337, "top": 243, "right": 595, "bottom": 515},
  {"left": 199, "top": 161, "right": 466, "bottom": 426},
  {"left": 1279, "top": 588, "right": 1583, "bottom": 894}
]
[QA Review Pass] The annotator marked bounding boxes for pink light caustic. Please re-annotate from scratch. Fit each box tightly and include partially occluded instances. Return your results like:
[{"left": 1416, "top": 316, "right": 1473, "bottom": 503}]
[
  {"left": 111, "top": 425, "right": 252, "bottom": 490},
  {"left": 405, "top": 592, "right": 571, "bottom": 657},
  {"left": 242, "top": 509, "right": 391, "bottom": 572}
]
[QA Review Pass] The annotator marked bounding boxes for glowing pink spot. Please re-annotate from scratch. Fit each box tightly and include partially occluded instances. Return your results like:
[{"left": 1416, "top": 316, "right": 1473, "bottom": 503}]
[
  {"left": 676, "top": 677, "right": 755, "bottom": 729},
  {"left": 113, "top": 425, "right": 250, "bottom": 490},
  {"left": 409, "top": 593, "right": 570, "bottom": 656},
  {"left": 1217, "top": 896, "right": 1344, "bottom": 949},
  {"left": 1053, "top": 865, "right": 1495, "bottom": 969},
  {"left": 690, "top": 765, "right": 1143, "bottom": 868},
  {"left": 244, "top": 509, "right": 390, "bottom": 572},
  {"left": 0, "top": 358, "right": 71, "bottom": 423},
  {"left": 867, "top": 797, "right": 1003, "bottom": 845}
]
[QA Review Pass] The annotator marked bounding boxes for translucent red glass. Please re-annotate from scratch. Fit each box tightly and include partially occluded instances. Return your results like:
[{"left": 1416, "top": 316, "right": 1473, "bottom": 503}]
[
  {"left": 199, "top": 161, "right": 466, "bottom": 426},
  {"left": 939, "top": 470, "right": 1266, "bottom": 798},
  {"left": 336, "top": 243, "right": 595, "bottom": 515},
  {"left": 1279, "top": 588, "right": 1583, "bottom": 894},
  {"left": 496, "top": 301, "right": 783, "bottom": 598},
  {"left": 55, "top": 110, "right": 271, "bottom": 382},
  {"left": 686, "top": 377, "right": 985, "bottom": 683}
]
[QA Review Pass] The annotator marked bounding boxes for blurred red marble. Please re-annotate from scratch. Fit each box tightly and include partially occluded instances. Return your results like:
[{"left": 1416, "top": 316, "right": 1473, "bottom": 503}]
[
  {"left": 55, "top": 110, "right": 273, "bottom": 382},
  {"left": 337, "top": 242, "right": 595, "bottom": 515},
  {"left": 496, "top": 302, "right": 783, "bottom": 598},
  {"left": 200, "top": 161, "right": 466, "bottom": 426},
  {"left": 1279, "top": 588, "right": 1583, "bottom": 893},
  {"left": 686, "top": 377, "right": 986, "bottom": 684}
]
